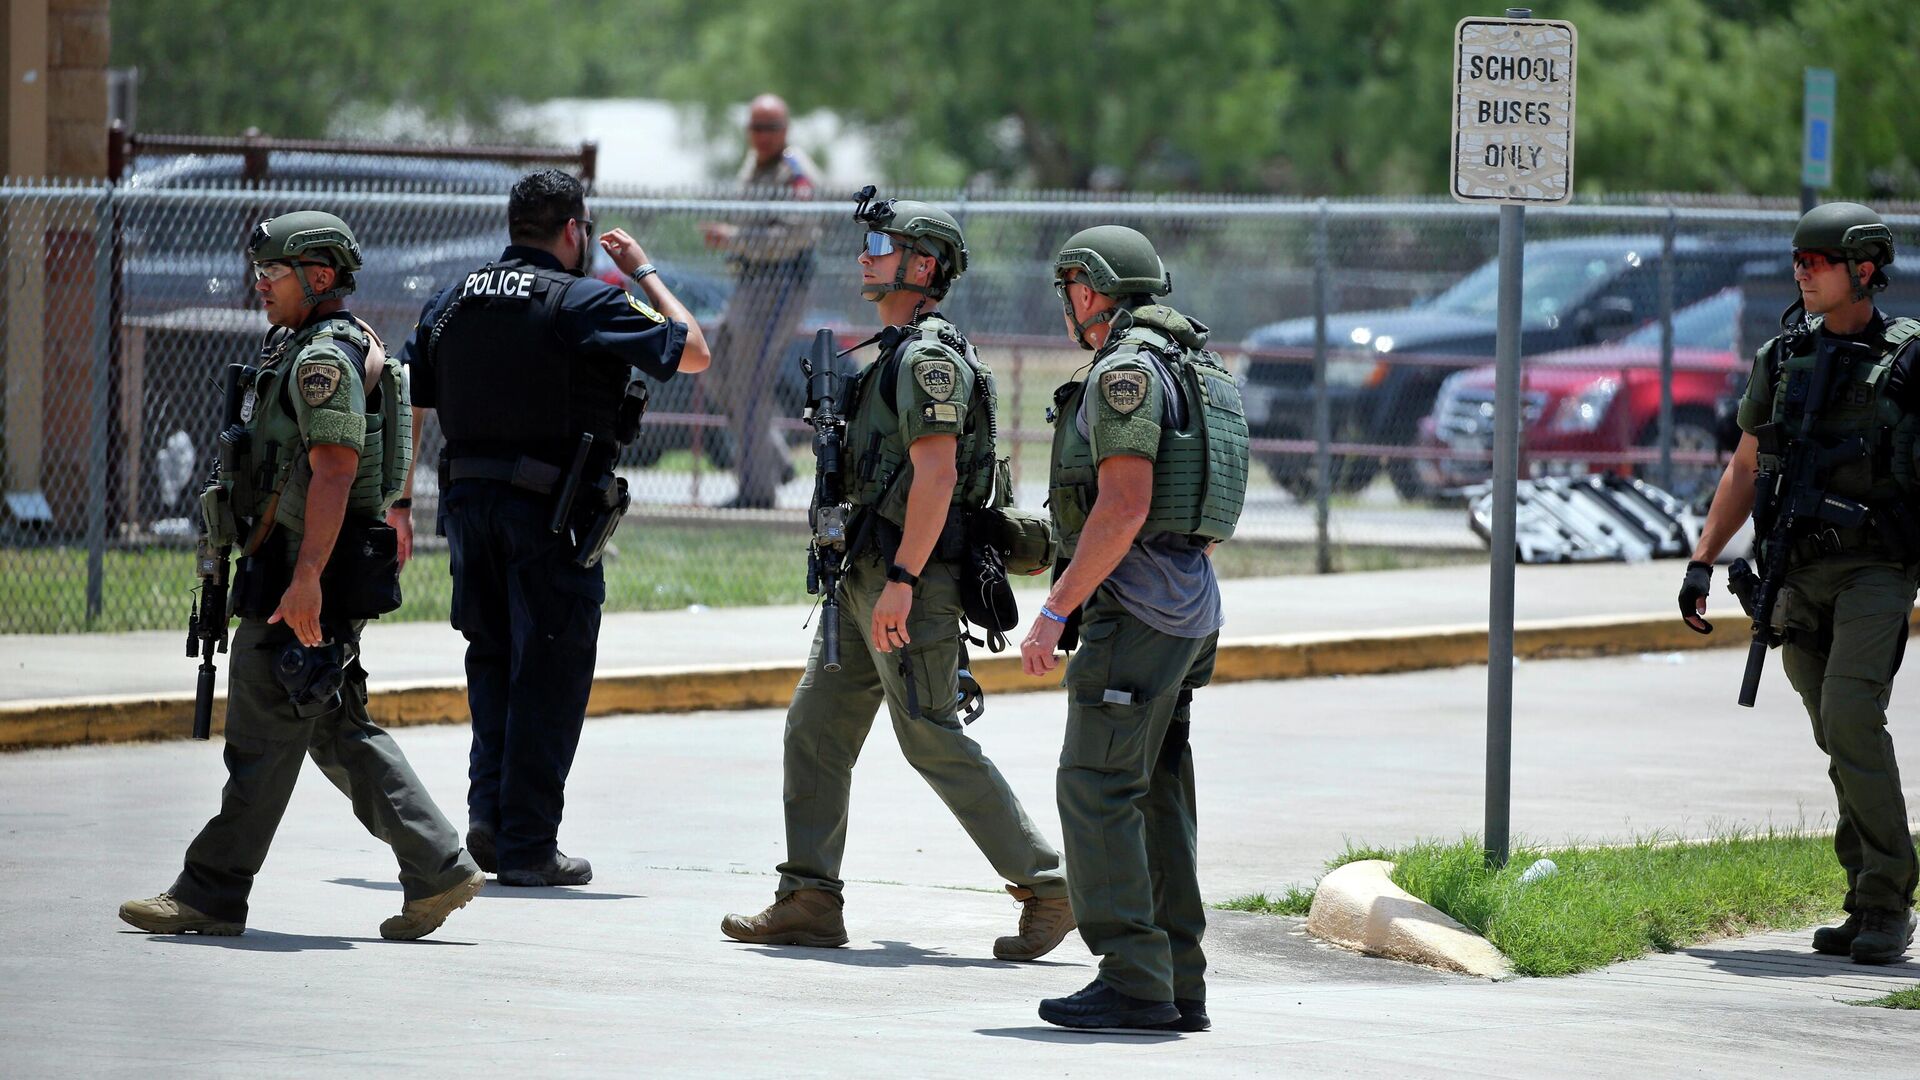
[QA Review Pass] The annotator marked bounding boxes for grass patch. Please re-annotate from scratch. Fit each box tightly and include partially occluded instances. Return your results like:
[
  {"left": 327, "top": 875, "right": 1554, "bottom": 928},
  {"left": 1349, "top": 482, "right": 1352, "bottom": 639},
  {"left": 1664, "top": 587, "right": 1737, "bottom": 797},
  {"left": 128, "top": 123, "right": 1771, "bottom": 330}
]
[
  {"left": 1852, "top": 986, "right": 1920, "bottom": 1009},
  {"left": 1217, "top": 885, "right": 1318, "bottom": 917},
  {"left": 1380, "top": 832, "right": 1844, "bottom": 976}
]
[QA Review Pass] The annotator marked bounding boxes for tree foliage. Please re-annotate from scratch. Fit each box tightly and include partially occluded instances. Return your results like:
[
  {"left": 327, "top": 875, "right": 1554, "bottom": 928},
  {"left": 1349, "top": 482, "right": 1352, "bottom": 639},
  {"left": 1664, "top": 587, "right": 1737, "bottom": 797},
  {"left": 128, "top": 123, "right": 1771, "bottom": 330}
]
[{"left": 113, "top": 0, "right": 1918, "bottom": 198}]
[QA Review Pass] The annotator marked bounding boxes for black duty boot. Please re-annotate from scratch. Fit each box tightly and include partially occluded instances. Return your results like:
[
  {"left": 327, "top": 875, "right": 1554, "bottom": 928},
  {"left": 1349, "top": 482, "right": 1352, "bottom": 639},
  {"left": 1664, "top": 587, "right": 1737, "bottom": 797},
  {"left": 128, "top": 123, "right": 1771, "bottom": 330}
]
[
  {"left": 1812, "top": 912, "right": 1862, "bottom": 956},
  {"left": 1038, "top": 980, "right": 1179, "bottom": 1030},
  {"left": 498, "top": 852, "right": 593, "bottom": 888},
  {"left": 466, "top": 824, "right": 498, "bottom": 875},
  {"left": 1849, "top": 908, "right": 1916, "bottom": 965}
]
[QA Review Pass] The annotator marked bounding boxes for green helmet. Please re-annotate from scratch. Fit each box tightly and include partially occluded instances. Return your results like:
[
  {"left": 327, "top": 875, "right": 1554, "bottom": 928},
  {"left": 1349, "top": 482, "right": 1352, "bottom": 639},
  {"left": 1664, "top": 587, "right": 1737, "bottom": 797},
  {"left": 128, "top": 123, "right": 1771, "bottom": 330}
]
[
  {"left": 248, "top": 210, "right": 362, "bottom": 306},
  {"left": 852, "top": 187, "right": 968, "bottom": 303},
  {"left": 1053, "top": 225, "right": 1172, "bottom": 298},
  {"left": 1793, "top": 202, "right": 1894, "bottom": 300},
  {"left": 1053, "top": 225, "right": 1171, "bottom": 349}
]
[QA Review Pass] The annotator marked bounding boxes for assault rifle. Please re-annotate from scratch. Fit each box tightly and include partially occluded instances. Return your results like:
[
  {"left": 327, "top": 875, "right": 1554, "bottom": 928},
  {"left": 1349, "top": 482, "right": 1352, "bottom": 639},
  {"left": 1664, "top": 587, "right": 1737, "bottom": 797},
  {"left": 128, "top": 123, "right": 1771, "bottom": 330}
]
[
  {"left": 1733, "top": 334, "right": 1875, "bottom": 707},
  {"left": 185, "top": 363, "right": 250, "bottom": 739},
  {"left": 801, "top": 329, "right": 850, "bottom": 672}
]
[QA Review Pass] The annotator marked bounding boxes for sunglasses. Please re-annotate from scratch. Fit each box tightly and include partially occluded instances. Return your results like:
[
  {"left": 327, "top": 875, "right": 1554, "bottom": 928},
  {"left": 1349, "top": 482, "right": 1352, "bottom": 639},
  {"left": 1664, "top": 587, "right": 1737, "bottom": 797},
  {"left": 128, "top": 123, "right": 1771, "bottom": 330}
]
[
  {"left": 747, "top": 121, "right": 787, "bottom": 133},
  {"left": 862, "top": 231, "right": 913, "bottom": 258},
  {"left": 250, "top": 259, "right": 326, "bottom": 284},
  {"left": 1792, "top": 250, "right": 1843, "bottom": 273}
]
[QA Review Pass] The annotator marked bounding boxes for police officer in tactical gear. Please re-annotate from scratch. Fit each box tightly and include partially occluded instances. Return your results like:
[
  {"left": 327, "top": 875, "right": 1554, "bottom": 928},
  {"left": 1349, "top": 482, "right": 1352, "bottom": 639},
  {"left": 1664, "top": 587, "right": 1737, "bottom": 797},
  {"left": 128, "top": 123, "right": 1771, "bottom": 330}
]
[
  {"left": 1024, "top": 225, "right": 1249, "bottom": 1030},
  {"left": 121, "top": 211, "right": 484, "bottom": 941},
  {"left": 721, "top": 192, "right": 1074, "bottom": 959},
  {"left": 401, "top": 169, "right": 710, "bottom": 887},
  {"left": 1681, "top": 201, "right": 1919, "bottom": 964}
]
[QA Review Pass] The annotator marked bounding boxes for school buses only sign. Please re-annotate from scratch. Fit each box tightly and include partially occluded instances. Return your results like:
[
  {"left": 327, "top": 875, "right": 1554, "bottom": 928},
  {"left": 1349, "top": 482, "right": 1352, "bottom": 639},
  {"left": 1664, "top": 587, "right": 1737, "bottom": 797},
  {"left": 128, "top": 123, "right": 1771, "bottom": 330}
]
[{"left": 1450, "top": 17, "right": 1577, "bottom": 205}]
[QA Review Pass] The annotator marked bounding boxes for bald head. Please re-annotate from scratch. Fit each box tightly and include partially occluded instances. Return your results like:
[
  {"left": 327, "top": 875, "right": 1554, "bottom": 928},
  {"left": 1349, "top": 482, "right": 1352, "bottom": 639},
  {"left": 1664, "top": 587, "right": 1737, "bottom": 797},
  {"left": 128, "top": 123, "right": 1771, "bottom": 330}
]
[{"left": 747, "top": 94, "right": 790, "bottom": 165}]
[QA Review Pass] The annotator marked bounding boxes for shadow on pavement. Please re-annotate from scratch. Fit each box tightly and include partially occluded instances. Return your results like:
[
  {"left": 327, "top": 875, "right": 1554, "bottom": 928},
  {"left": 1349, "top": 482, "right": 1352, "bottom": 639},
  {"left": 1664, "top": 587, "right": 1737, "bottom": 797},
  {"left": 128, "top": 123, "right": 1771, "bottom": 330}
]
[
  {"left": 326, "top": 877, "right": 644, "bottom": 901},
  {"left": 736, "top": 938, "right": 1078, "bottom": 970},
  {"left": 1691, "top": 946, "right": 1920, "bottom": 979},
  {"left": 123, "top": 930, "right": 471, "bottom": 952},
  {"left": 975, "top": 1026, "right": 1181, "bottom": 1044}
]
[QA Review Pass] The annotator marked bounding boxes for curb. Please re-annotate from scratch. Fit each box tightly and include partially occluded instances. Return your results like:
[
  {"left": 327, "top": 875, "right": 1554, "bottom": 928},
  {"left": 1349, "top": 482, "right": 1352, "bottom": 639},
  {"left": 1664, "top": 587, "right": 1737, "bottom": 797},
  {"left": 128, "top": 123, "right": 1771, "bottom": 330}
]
[
  {"left": 0, "top": 609, "right": 1738, "bottom": 751},
  {"left": 1306, "top": 859, "right": 1513, "bottom": 979}
]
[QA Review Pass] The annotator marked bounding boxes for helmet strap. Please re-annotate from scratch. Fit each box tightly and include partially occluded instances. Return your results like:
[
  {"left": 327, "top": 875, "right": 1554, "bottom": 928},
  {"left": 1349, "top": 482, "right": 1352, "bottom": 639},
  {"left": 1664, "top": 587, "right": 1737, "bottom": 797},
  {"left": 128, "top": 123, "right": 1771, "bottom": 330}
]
[{"left": 1060, "top": 287, "right": 1118, "bottom": 351}]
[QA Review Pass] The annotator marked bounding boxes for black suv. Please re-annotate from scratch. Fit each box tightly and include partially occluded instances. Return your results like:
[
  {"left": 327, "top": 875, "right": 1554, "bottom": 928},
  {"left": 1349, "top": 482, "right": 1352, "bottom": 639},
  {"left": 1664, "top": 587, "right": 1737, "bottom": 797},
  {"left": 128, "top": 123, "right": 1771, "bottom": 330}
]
[{"left": 1239, "top": 234, "right": 1784, "bottom": 500}]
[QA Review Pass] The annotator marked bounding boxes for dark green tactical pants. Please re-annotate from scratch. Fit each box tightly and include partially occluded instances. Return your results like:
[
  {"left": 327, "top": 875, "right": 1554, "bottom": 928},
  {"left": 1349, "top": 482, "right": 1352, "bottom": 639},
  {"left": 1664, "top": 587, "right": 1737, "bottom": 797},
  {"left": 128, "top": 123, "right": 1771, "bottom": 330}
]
[
  {"left": 778, "top": 557, "right": 1066, "bottom": 899},
  {"left": 1776, "top": 556, "right": 1919, "bottom": 913},
  {"left": 170, "top": 617, "right": 476, "bottom": 924},
  {"left": 1057, "top": 589, "right": 1219, "bottom": 1003}
]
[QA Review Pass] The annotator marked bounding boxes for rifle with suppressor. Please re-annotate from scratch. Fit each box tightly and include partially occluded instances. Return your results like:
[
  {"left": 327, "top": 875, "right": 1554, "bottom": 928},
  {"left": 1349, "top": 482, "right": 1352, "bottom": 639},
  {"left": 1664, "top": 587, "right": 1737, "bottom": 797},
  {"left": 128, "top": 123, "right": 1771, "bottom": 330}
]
[
  {"left": 801, "top": 329, "right": 850, "bottom": 672},
  {"left": 1732, "top": 332, "right": 1875, "bottom": 706},
  {"left": 185, "top": 363, "right": 252, "bottom": 739}
]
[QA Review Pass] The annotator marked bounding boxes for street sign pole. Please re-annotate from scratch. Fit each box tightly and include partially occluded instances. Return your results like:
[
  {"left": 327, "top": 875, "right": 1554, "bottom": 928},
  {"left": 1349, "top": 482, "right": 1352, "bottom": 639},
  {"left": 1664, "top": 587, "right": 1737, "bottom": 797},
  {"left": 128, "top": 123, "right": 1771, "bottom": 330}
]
[
  {"left": 1451, "top": 8, "right": 1577, "bottom": 869},
  {"left": 1801, "top": 67, "right": 1835, "bottom": 213}
]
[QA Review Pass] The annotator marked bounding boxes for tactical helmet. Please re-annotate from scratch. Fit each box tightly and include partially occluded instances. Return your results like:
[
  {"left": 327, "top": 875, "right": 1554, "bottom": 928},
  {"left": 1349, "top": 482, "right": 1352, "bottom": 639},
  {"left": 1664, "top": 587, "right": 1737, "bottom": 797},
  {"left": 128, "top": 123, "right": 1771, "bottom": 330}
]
[
  {"left": 1053, "top": 225, "right": 1171, "bottom": 298},
  {"left": 248, "top": 210, "right": 361, "bottom": 306},
  {"left": 1053, "top": 225, "right": 1171, "bottom": 349},
  {"left": 1793, "top": 201, "right": 1893, "bottom": 300},
  {"left": 851, "top": 187, "right": 968, "bottom": 305}
]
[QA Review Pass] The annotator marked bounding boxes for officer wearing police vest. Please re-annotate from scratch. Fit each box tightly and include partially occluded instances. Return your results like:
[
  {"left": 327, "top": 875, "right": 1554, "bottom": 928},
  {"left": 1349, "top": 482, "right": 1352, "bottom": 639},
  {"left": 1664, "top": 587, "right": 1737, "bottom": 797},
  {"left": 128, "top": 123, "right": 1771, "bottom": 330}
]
[
  {"left": 721, "top": 192, "right": 1074, "bottom": 960},
  {"left": 1682, "top": 202, "right": 1920, "bottom": 965},
  {"left": 120, "top": 212, "right": 484, "bottom": 941},
  {"left": 400, "top": 169, "right": 710, "bottom": 887},
  {"left": 1022, "top": 225, "right": 1248, "bottom": 1030}
]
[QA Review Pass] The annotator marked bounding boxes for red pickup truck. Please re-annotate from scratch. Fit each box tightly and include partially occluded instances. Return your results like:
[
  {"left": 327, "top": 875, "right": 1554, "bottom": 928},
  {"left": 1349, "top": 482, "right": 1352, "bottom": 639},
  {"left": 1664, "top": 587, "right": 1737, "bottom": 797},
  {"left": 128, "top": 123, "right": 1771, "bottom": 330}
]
[{"left": 1415, "top": 288, "right": 1745, "bottom": 504}]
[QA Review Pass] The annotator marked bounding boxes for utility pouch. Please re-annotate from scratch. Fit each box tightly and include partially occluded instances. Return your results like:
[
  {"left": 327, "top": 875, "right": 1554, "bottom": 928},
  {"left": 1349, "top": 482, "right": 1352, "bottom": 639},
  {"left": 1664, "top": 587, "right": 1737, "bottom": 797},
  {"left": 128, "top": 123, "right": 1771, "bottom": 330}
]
[
  {"left": 231, "top": 530, "right": 292, "bottom": 619},
  {"left": 321, "top": 517, "right": 402, "bottom": 621},
  {"left": 972, "top": 505, "right": 1057, "bottom": 577}
]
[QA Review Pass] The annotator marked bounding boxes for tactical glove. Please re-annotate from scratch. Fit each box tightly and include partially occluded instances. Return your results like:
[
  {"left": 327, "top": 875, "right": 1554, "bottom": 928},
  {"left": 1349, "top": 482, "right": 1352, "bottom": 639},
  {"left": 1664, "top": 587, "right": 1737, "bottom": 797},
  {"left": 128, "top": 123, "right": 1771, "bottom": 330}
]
[{"left": 1679, "top": 559, "right": 1713, "bottom": 634}]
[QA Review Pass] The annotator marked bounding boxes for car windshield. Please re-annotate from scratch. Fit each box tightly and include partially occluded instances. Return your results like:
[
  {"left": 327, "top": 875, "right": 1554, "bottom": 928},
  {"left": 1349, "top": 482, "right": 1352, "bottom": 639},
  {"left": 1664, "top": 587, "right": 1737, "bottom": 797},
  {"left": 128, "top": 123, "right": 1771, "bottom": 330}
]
[
  {"left": 1424, "top": 246, "right": 1643, "bottom": 324},
  {"left": 1619, "top": 287, "right": 1740, "bottom": 351}
]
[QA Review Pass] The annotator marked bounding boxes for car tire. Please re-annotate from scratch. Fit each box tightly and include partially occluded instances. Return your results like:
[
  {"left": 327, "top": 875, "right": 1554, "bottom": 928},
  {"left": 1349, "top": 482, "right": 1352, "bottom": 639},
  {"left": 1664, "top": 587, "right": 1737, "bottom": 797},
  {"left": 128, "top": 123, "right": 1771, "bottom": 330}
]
[
  {"left": 1635, "top": 408, "right": 1721, "bottom": 507},
  {"left": 1259, "top": 451, "right": 1379, "bottom": 502}
]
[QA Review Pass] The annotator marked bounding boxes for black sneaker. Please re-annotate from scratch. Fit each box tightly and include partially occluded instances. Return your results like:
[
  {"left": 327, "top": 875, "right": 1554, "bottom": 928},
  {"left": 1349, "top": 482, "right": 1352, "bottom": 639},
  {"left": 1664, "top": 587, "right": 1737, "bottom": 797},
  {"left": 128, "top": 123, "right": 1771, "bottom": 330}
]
[
  {"left": 498, "top": 852, "right": 593, "bottom": 888},
  {"left": 1038, "top": 980, "right": 1179, "bottom": 1030},
  {"left": 1145, "top": 998, "right": 1209, "bottom": 1033},
  {"left": 466, "top": 824, "right": 498, "bottom": 875},
  {"left": 1812, "top": 912, "right": 1862, "bottom": 956},
  {"left": 1850, "top": 907, "right": 1916, "bottom": 965}
]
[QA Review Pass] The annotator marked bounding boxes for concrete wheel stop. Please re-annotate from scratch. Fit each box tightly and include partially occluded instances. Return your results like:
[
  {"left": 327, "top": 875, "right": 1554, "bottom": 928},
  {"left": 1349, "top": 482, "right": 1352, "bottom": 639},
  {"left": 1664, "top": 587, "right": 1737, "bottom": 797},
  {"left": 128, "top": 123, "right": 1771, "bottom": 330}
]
[{"left": 1305, "top": 859, "right": 1514, "bottom": 979}]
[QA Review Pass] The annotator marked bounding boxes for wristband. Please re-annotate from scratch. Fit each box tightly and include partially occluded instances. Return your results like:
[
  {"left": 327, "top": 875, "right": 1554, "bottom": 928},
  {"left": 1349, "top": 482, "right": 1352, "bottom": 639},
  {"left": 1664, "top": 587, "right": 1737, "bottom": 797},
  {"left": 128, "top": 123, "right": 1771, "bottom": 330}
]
[
  {"left": 1038, "top": 605, "right": 1069, "bottom": 624},
  {"left": 629, "top": 262, "right": 658, "bottom": 282},
  {"left": 390, "top": 498, "right": 412, "bottom": 510},
  {"left": 886, "top": 563, "right": 919, "bottom": 586}
]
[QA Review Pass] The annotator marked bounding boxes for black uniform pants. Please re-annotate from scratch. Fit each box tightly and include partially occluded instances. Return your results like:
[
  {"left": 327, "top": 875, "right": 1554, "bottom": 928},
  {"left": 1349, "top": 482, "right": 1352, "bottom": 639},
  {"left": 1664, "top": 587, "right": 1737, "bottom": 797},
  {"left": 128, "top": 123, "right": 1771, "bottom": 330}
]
[{"left": 444, "top": 480, "right": 605, "bottom": 871}]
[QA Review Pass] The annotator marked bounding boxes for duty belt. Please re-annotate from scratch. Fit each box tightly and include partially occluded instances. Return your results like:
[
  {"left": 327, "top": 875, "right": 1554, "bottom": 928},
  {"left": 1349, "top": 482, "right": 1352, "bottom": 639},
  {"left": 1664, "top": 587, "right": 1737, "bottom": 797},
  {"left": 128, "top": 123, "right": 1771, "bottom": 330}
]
[{"left": 446, "top": 456, "right": 561, "bottom": 495}]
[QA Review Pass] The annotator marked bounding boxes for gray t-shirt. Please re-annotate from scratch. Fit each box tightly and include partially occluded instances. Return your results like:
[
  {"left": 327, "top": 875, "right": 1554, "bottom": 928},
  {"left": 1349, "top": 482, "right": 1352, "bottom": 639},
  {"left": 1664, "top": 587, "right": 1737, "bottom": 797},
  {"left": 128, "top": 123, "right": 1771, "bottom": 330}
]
[{"left": 1076, "top": 358, "right": 1225, "bottom": 639}]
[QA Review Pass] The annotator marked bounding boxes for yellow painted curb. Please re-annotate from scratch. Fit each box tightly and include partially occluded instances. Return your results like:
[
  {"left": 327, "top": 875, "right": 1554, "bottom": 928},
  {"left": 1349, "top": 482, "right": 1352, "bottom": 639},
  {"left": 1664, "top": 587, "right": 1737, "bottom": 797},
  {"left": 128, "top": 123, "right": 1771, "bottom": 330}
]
[{"left": 0, "top": 609, "right": 1756, "bottom": 751}]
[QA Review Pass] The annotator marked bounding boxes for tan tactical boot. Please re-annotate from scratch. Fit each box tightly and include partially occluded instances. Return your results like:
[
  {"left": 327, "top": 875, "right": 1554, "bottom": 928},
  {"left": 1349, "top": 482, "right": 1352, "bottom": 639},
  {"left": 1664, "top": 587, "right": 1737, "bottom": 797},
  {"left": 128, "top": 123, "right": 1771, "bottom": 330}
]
[
  {"left": 720, "top": 888, "right": 849, "bottom": 947},
  {"left": 994, "top": 885, "right": 1076, "bottom": 961},
  {"left": 118, "top": 893, "right": 243, "bottom": 936},
  {"left": 380, "top": 869, "right": 485, "bottom": 941}
]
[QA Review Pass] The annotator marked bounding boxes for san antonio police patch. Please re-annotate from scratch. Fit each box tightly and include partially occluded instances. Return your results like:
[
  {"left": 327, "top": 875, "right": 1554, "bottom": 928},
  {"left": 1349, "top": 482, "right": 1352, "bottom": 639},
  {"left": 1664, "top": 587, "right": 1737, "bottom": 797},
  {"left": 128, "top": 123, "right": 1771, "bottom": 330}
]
[
  {"left": 297, "top": 361, "right": 343, "bottom": 407},
  {"left": 626, "top": 292, "right": 666, "bottom": 324},
  {"left": 1099, "top": 369, "right": 1147, "bottom": 415},
  {"left": 914, "top": 359, "right": 957, "bottom": 402}
]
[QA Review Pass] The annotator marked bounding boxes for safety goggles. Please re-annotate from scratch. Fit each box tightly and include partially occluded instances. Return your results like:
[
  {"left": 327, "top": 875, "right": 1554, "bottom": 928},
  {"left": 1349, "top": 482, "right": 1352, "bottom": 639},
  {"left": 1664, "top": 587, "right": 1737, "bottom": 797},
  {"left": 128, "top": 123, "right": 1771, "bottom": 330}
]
[
  {"left": 250, "top": 259, "right": 326, "bottom": 284},
  {"left": 862, "top": 231, "right": 908, "bottom": 258},
  {"left": 1791, "top": 249, "right": 1844, "bottom": 273}
]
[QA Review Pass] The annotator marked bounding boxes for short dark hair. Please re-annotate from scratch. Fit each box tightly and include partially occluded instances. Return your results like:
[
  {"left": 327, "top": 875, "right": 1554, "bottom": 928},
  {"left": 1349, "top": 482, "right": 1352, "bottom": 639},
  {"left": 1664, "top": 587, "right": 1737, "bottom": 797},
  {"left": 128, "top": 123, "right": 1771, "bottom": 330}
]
[{"left": 508, "top": 169, "right": 586, "bottom": 245}]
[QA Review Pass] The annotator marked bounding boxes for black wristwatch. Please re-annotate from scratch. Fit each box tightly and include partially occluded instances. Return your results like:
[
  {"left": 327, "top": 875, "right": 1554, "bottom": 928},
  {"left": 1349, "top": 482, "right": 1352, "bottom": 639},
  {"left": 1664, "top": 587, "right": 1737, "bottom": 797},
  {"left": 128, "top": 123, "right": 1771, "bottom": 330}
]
[
  {"left": 886, "top": 563, "right": 920, "bottom": 586},
  {"left": 390, "top": 498, "right": 412, "bottom": 510}
]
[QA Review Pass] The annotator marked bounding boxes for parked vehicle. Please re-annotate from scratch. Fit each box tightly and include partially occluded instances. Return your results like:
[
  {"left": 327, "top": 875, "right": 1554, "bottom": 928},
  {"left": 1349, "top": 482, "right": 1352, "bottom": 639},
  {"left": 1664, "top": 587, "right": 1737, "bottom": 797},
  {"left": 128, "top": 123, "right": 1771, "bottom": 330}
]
[
  {"left": 1239, "top": 235, "right": 1785, "bottom": 501},
  {"left": 1416, "top": 287, "right": 1745, "bottom": 505}
]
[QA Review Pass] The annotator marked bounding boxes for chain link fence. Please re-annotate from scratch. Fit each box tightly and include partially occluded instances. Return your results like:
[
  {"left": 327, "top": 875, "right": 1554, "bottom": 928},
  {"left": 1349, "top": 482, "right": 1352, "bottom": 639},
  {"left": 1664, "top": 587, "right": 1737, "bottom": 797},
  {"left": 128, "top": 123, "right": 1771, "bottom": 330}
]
[{"left": 3, "top": 171, "right": 1916, "bottom": 632}]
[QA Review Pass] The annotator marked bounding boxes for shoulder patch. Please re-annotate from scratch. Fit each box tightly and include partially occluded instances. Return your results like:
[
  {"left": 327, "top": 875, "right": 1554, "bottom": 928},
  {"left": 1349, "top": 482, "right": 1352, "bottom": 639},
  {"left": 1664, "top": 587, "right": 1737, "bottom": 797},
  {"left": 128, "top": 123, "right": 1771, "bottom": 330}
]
[
  {"left": 1099, "top": 368, "right": 1148, "bottom": 415},
  {"left": 626, "top": 292, "right": 666, "bottom": 324},
  {"left": 915, "top": 359, "right": 957, "bottom": 403},
  {"left": 298, "top": 361, "right": 344, "bottom": 408}
]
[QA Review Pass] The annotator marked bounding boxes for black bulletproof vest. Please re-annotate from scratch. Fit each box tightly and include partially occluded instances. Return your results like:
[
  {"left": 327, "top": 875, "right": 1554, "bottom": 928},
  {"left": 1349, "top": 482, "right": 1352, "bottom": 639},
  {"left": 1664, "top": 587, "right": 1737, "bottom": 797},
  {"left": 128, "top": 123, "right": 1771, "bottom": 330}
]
[{"left": 430, "top": 257, "right": 624, "bottom": 467}]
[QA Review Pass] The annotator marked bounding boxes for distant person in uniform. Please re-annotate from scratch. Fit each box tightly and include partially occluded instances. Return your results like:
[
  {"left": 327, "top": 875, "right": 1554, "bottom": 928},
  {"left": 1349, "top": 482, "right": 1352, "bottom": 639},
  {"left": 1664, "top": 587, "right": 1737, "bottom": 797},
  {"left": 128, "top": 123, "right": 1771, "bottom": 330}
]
[
  {"left": 702, "top": 93, "right": 821, "bottom": 509},
  {"left": 398, "top": 170, "right": 709, "bottom": 887}
]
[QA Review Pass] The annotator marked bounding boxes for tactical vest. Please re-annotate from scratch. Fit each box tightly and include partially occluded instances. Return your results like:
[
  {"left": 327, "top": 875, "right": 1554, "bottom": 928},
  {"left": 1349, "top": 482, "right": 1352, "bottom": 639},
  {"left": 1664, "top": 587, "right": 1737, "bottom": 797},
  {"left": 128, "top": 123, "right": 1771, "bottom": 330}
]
[
  {"left": 1761, "top": 315, "right": 1920, "bottom": 517},
  {"left": 1048, "top": 305, "right": 1250, "bottom": 557},
  {"left": 841, "top": 314, "right": 999, "bottom": 528},
  {"left": 204, "top": 314, "right": 406, "bottom": 546},
  {"left": 428, "top": 257, "right": 625, "bottom": 470}
]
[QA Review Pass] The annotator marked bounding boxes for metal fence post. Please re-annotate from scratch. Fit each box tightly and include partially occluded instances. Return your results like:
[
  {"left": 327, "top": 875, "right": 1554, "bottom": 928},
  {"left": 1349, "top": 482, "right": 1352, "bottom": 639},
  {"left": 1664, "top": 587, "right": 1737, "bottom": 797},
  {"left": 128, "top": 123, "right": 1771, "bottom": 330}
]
[
  {"left": 1312, "top": 199, "right": 1333, "bottom": 575},
  {"left": 85, "top": 187, "right": 114, "bottom": 624},
  {"left": 1657, "top": 205, "right": 1676, "bottom": 490}
]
